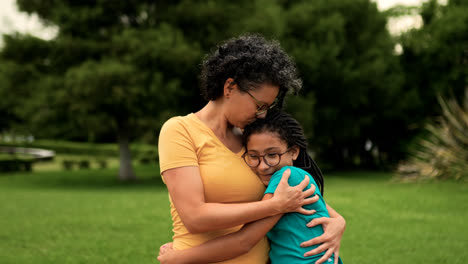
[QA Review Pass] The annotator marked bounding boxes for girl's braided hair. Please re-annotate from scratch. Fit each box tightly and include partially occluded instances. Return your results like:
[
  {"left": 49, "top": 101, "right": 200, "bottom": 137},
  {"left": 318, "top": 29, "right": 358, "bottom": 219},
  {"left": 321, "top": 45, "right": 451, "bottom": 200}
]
[{"left": 243, "top": 111, "right": 325, "bottom": 195}]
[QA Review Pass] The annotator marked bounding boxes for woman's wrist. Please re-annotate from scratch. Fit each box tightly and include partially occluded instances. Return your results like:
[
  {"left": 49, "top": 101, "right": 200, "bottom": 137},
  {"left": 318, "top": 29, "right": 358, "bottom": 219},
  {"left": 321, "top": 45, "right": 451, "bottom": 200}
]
[{"left": 264, "top": 195, "right": 283, "bottom": 215}]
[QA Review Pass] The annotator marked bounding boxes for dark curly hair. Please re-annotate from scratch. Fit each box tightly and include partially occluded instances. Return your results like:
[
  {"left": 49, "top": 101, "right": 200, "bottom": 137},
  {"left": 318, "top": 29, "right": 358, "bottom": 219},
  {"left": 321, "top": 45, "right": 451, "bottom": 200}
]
[
  {"left": 200, "top": 34, "right": 302, "bottom": 108},
  {"left": 243, "top": 111, "right": 325, "bottom": 196}
]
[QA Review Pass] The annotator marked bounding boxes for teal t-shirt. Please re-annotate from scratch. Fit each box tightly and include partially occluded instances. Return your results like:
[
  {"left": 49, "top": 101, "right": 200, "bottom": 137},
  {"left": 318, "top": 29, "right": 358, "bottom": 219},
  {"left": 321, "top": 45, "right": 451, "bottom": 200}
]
[{"left": 265, "top": 166, "right": 343, "bottom": 264}]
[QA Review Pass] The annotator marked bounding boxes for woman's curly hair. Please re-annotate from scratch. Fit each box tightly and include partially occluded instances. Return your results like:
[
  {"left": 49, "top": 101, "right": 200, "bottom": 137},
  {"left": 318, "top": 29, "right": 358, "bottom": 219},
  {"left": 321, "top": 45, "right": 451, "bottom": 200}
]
[
  {"left": 243, "top": 110, "right": 325, "bottom": 196},
  {"left": 200, "top": 34, "right": 302, "bottom": 108}
]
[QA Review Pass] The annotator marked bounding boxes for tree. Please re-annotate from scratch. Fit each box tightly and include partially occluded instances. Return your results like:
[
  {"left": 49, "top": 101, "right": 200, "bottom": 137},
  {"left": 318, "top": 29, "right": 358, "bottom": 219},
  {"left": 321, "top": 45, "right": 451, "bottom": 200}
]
[
  {"left": 400, "top": 0, "right": 468, "bottom": 124},
  {"left": 0, "top": 34, "right": 49, "bottom": 136},
  {"left": 4, "top": 0, "right": 444, "bottom": 173},
  {"left": 5, "top": 1, "right": 201, "bottom": 180},
  {"left": 280, "top": 0, "right": 407, "bottom": 169}
]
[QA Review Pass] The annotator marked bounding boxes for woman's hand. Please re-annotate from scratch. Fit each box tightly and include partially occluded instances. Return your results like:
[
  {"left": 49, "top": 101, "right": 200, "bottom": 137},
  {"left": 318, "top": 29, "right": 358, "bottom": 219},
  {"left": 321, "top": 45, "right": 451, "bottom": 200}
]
[
  {"left": 273, "top": 169, "right": 319, "bottom": 214},
  {"left": 300, "top": 216, "right": 346, "bottom": 264}
]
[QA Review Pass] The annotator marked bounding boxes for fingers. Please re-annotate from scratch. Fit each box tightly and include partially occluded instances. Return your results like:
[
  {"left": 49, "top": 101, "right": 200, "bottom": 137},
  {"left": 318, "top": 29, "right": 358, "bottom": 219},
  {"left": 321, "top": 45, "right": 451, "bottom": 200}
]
[
  {"left": 314, "top": 248, "right": 334, "bottom": 264},
  {"left": 307, "top": 217, "right": 329, "bottom": 228},
  {"left": 279, "top": 168, "right": 291, "bottom": 185},
  {"left": 302, "top": 186, "right": 316, "bottom": 197},
  {"left": 159, "top": 242, "right": 173, "bottom": 256},
  {"left": 303, "top": 194, "right": 320, "bottom": 206},
  {"left": 334, "top": 250, "right": 340, "bottom": 264},
  {"left": 297, "top": 174, "right": 310, "bottom": 190},
  {"left": 304, "top": 242, "right": 328, "bottom": 257},
  {"left": 301, "top": 233, "right": 325, "bottom": 248},
  {"left": 297, "top": 208, "right": 316, "bottom": 215}
]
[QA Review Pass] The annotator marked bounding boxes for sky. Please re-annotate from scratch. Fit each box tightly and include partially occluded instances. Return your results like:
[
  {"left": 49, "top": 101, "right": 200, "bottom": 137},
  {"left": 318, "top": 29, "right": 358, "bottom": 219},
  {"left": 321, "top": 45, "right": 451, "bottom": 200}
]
[
  {"left": 0, "top": 0, "right": 57, "bottom": 40},
  {"left": 0, "top": 0, "right": 428, "bottom": 41}
]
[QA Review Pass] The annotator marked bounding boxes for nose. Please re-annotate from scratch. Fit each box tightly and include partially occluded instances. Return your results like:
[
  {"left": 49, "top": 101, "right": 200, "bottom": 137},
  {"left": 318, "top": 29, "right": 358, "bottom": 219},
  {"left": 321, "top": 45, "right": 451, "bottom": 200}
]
[{"left": 257, "top": 157, "right": 270, "bottom": 171}]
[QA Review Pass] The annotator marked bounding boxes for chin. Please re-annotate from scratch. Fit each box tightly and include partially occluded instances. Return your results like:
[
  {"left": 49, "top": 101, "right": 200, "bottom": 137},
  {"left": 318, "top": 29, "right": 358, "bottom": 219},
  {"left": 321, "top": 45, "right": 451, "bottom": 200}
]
[
  {"left": 241, "top": 119, "right": 256, "bottom": 129},
  {"left": 260, "top": 176, "right": 271, "bottom": 186}
]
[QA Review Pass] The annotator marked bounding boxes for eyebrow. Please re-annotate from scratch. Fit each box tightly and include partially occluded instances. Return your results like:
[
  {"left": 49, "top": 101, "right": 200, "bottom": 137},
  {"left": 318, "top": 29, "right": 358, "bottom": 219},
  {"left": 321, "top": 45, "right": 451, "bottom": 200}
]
[{"left": 247, "top": 147, "right": 282, "bottom": 153}]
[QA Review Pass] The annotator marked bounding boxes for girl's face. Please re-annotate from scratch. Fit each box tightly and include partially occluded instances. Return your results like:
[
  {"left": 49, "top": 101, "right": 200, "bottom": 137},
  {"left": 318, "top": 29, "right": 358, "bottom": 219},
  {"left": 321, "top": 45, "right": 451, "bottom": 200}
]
[
  {"left": 224, "top": 81, "right": 279, "bottom": 129},
  {"left": 246, "top": 131, "right": 299, "bottom": 186}
]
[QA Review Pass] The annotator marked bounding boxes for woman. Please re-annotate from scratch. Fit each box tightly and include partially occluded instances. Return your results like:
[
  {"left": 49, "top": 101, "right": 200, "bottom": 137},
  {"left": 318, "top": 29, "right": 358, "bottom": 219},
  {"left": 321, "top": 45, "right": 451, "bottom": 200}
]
[{"left": 158, "top": 34, "right": 345, "bottom": 264}]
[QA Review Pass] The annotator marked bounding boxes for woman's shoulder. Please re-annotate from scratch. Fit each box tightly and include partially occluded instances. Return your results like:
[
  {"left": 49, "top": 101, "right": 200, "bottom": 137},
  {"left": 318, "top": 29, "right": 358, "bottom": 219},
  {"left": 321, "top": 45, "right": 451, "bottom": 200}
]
[{"left": 160, "top": 114, "right": 197, "bottom": 132}]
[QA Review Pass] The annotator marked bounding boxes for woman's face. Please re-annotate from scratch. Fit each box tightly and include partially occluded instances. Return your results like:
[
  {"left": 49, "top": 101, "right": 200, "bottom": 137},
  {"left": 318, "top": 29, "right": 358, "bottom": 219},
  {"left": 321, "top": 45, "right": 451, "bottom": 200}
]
[
  {"left": 246, "top": 131, "right": 299, "bottom": 186},
  {"left": 225, "top": 81, "right": 279, "bottom": 129}
]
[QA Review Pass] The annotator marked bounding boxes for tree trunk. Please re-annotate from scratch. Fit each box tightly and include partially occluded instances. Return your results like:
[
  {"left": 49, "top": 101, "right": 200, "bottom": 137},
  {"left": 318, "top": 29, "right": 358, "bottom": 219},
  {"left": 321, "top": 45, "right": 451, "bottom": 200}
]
[{"left": 117, "top": 126, "right": 136, "bottom": 181}]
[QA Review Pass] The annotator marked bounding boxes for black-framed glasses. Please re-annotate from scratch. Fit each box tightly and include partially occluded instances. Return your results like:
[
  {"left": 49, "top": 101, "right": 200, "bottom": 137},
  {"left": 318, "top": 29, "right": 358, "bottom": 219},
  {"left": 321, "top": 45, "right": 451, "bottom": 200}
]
[
  {"left": 242, "top": 148, "right": 291, "bottom": 168},
  {"left": 245, "top": 90, "right": 278, "bottom": 116}
]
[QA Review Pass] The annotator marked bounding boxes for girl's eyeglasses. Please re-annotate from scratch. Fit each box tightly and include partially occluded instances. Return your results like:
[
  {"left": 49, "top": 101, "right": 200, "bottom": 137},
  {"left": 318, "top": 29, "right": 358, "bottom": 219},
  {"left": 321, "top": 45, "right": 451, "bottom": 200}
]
[{"left": 242, "top": 148, "right": 291, "bottom": 167}]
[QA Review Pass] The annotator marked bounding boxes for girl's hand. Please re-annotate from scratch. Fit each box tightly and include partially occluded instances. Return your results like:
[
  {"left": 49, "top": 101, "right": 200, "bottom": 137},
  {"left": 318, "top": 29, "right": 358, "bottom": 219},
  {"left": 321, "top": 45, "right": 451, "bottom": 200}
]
[
  {"left": 273, "top": 169, "right": 319, "bottom": 214},
  {"left": 300, "top": 216, "right": 346, "bottom": 264},
  {"left": 157, "top": 246, "right": 178, "bottom": 264},
  {"left": 157, "top": 242, "right": 176, "bottom": 264},
  {"left": 158, "top": 242, "right": 173, "bottom": 256}
]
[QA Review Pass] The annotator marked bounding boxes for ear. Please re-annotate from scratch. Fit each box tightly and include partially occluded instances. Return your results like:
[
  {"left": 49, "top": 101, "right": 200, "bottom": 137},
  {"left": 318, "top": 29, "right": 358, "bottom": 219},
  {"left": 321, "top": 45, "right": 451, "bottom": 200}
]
[
  {"left": 223, "top": 78, "right": 235, "bottom": 98},
  {"left": 291, "top": 145, "right": 300, "bottom": 161}
]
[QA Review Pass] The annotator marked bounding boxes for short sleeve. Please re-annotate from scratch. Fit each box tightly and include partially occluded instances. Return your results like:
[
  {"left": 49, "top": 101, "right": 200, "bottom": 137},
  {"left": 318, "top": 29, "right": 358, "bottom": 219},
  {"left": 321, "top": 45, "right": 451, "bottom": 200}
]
[
  {"left": 265, "top": 172, "right": 282, "bottom": 194},
  {"left": 264, "top": 166, "right": 311, "bottom": 195},
  {"left": 158, "top": 117, "right": 199, "bottom": 177}
]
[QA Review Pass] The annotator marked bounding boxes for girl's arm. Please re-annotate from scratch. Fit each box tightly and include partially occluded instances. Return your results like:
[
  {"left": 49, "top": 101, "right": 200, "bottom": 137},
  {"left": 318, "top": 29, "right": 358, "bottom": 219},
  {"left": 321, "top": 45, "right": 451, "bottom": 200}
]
[
  {"left": 163, "top": 166, "right": 317, "bottom": 233},
  {"left": 301, "top": 203, "right": 346, "bottom": 264}
]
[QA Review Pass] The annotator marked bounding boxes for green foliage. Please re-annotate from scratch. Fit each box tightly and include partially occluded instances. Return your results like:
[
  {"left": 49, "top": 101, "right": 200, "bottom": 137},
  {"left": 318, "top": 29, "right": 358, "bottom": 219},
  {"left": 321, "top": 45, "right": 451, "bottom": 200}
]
[
  {"left": 0, "top": 158, "right": 34, "bottom": 173},
  {"left": 400, "top": 0, "right": 468, "bottom": 125},
  {"left": 281, "top": 0, "right": 406, "bottom": 169},
  {"left": 398, "top": 89, "right": 468, "bottom": 181},
  {"left": 2, "top": 0, "right": 466, "bottom": 171},
  {"left": 383, "top": 4, "right": 420, "bottom": 17}
]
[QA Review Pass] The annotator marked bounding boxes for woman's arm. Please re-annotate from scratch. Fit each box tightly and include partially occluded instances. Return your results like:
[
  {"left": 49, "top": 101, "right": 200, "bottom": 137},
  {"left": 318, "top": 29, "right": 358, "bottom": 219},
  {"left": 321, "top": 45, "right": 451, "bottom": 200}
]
[
  {"left": 159, "top": 193, "right": 316, "bottom": 264},
  {"left": 301, "top": 203, "right": 346, "bottom": 264},
  {"left": 164, "top": 166, "right": 317, "bottom": 233},
  {"left": 158, "top": 194, "right": 280, "bottom": 264}
]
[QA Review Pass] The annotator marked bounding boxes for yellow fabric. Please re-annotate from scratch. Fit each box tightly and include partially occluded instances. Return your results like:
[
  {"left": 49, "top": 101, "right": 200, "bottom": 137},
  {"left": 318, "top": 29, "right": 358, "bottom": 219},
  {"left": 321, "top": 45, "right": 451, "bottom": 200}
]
[{"left": 158, "top": 113, "right": 269, "bottom": 264}]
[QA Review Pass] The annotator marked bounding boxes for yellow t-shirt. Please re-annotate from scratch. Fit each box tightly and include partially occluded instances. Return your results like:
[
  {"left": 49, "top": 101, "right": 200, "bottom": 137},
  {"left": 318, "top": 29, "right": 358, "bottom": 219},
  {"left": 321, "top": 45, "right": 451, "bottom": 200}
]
[{"left": 158, "top": 113, "right": 269, "bottom": 264}]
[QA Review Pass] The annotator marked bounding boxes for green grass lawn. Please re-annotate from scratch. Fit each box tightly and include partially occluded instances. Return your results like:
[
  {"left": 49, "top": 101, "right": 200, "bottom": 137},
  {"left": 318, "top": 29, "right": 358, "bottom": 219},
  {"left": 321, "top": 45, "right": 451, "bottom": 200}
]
[{"left": 0, "top": 167, "right": 467, "bottom": 264}]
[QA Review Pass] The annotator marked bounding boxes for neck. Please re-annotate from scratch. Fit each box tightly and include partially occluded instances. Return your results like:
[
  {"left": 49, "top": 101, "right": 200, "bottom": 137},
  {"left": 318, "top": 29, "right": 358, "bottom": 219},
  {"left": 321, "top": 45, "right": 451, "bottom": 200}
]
[{"left": 195, "top": 100, "right": 233, "bottom": 139}]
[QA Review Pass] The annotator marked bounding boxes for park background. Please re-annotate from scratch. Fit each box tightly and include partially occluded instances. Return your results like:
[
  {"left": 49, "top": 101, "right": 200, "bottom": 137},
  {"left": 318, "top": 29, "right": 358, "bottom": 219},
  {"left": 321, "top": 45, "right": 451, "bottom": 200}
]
[{"left": 0, "top": 0, "right": 467, "bottom": 263}]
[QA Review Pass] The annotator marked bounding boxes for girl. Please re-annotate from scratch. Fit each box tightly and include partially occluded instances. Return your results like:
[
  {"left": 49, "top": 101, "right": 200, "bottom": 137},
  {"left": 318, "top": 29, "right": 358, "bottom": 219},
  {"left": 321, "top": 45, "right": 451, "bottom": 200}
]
[{"left": 158, "top": 111, "right": 344, "bottom": 264}]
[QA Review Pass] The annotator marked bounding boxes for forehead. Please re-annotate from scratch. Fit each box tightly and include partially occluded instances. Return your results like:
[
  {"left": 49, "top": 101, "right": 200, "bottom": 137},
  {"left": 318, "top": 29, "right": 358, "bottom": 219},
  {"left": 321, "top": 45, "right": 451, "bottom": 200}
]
[{"left": 246, "top": 131, "right": 287, "bottom": 151}]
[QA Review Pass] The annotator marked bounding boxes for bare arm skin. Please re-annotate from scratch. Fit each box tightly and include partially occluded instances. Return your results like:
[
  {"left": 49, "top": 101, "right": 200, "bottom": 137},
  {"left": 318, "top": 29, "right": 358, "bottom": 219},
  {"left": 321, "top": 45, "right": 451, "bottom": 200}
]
[
  {"left": 163, "top": 167, "right": 317, "bottom": 233},
  {"left": 301, "top": 203, "right": 346, "bottom": 264},
  {"left": 158, "top": 192, "right": 319, "bottom": 264}
]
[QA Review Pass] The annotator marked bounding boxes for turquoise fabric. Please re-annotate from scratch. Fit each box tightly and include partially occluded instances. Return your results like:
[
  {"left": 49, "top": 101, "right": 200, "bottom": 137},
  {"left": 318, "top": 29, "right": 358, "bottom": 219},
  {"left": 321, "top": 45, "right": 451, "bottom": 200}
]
[{"left": 265, "top": 166, "right": 343, "bottom": 264}]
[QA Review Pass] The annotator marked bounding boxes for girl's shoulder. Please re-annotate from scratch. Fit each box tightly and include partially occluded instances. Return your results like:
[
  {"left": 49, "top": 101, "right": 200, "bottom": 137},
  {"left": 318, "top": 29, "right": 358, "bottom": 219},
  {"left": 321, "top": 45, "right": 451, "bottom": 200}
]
[
  {"left": 274, "top": 166, "right": 309, "bottom": 177},
  {"left": 271, "top": 166, "right": 310, "bottom": 186}
]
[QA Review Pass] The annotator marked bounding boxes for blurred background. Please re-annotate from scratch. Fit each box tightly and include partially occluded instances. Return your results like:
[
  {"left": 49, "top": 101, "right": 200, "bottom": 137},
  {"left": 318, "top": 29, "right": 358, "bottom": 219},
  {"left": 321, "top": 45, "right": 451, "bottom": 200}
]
[{"left": 0, "top": 0, "right": 467, "bottom": 263}]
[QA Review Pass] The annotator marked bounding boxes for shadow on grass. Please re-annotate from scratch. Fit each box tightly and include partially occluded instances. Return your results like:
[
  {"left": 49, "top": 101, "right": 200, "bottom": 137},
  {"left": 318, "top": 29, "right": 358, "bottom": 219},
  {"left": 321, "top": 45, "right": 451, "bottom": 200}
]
[{"left": 0, "top": 165, "right": 166, "bottom": 191}]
